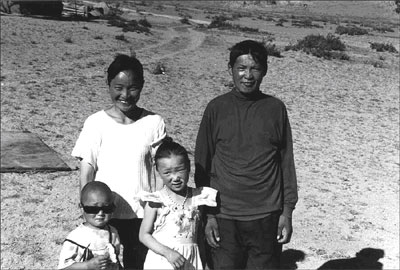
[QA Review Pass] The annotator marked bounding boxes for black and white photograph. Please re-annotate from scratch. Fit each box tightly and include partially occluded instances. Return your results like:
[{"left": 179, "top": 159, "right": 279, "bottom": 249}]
[{"left": 1, "top": 1, "right": 399, "bottom": 269}]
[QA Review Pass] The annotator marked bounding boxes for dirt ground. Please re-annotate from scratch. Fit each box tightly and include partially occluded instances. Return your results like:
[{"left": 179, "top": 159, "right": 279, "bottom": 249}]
[{"left": 1, "top": 1, "right": 399, "bottom": 269}]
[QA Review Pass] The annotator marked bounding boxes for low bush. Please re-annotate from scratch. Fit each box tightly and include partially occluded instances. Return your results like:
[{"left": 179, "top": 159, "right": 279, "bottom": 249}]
[
  {"left": 107, "top": 16, "right": 150, "bottom": 34},
  {"left": 264, "top": 43, "right": 282, "bottom": 58},
  {"left": 372, "top": 26, "right": 394, "bottom": 33},
  {"left": 335, "top": 25, "right": 368, "bottom": 35},
  {"left": 285, "top": 34, "right": 349, "bottom": 60},
  {"left": 369, "top": 42, "right": 398, "bottom": 53},
  {"left": 115, "top": 34, "right": 128, "bottom": 42},
  {"left": 138, "top": 18, "right": 152, "bottom": 28},
  {"left": 208, "top": 16, "right": 258, "bottom": 33},
  {"left": 291, "top": 18, "right": 322, "bottom": 28},
  {"left": 180, "top": 17, "right": 191, "bottom": 25}
]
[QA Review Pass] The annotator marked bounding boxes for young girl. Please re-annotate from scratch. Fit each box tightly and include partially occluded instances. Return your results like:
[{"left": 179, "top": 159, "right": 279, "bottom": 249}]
[
  {"left": 138, "top": 139, "right": 217, "bottom": 270},
  {"left": 58, "top": 182, "right": 123, "bottom": 270}
]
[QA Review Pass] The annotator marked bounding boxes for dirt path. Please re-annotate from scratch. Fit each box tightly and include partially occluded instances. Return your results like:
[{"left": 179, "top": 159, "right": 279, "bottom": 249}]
[{"left": 141, "top": 26, "right": 207, "bottom": 64}]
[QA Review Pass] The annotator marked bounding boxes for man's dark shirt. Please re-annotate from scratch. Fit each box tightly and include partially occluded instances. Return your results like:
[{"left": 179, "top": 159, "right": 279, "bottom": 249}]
[{"left": 195, "top": 89, "right": 298, "bottom": 220}]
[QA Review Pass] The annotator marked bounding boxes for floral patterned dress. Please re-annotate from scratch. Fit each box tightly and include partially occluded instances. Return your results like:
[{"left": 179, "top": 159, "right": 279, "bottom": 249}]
[{"left": 139, "top": 186, "right": 217, "bottom": 270}]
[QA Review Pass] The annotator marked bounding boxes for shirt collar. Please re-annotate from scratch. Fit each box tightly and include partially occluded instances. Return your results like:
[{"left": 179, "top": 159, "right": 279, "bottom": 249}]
[{"left": 231, "top": 87, "right": 263, "bottom": 101}]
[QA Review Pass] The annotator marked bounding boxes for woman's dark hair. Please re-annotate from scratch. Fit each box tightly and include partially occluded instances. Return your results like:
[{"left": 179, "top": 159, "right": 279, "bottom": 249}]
[
  {"left": 107, "top": 54, "right": 144, "bottom": 86},
  {"left": 228, "top": 40, "right": 268, "bottom": 71},
  {"left": 155, "top": 137, "right": 190, "bottom": 170}
]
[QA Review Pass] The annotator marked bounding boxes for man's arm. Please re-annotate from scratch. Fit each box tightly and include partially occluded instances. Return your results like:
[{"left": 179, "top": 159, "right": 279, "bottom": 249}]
[
  {"left": 278, "top": 107, "right": 298, "bottom": 244},
  {"left": 194, "top": 105, "right": 215, "bottom": 188}
]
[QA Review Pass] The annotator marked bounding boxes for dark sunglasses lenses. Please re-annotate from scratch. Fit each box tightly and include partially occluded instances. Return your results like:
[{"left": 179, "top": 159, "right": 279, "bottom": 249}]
[{"left": 82, "top": 204, "right": 115, "bottom": 214}]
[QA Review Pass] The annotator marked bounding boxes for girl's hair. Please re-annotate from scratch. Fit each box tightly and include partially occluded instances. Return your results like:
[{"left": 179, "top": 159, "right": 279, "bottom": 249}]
[
  {"left": 155, "top": 137, "right": 190, "bottom": 170},
  {"left": 107, "top": 54, "right": 144, "bottom": 86},
  {"left": 228, "top": 40, "right": 268, "bottom": 71}
]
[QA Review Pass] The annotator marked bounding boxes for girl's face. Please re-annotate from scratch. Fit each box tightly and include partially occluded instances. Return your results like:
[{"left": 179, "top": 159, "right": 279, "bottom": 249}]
[
  {"left": 109, "top": 70, "right": 143, "bottom": 113},
  {"left": 81, "top": 190, "right": 114, "bottom": 229},
  {"left": 156, "top": 154, "right": 189, "bottom": 195}
]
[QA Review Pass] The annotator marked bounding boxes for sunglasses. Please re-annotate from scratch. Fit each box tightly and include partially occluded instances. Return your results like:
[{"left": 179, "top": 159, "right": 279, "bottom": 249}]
[{"left": 80, "top": 204, "right": 115, "bottom": 214}]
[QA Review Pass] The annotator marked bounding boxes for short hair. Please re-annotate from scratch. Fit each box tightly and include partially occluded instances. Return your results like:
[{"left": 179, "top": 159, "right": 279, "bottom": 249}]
[
  {"left": 154, "top": 137, "right": 190, "bottom": 170},
  {"left": 107, "top": 54, "right": 144, "bottom": 87},
  {"left": 228, "top": 40, "right": 268, "bottom": 71},
  {"left": 80, "top": 181, "right": 113, "bottom": 204}
]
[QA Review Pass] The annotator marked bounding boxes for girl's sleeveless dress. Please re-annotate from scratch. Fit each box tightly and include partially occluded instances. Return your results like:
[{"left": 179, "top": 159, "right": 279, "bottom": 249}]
[{"left": 139, "top": 186, "right": 217, "bottom": 270}]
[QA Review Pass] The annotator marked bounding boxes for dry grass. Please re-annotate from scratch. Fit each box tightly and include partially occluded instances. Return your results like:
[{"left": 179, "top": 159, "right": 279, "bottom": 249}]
[{"left": 1, "top": 1, "right": 399, "bottom": 269}]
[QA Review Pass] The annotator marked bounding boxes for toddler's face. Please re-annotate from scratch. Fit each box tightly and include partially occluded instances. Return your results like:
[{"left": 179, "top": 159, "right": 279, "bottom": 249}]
[
  {"left": 81, "top": 190, "right": 114, "bottom": 229},
  {"left": 157, "top": 154, "right": 189, "bottom": 195}
]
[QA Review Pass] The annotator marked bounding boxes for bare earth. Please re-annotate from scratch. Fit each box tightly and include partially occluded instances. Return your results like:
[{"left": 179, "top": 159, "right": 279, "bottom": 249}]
[{"left": 1, "top": 1, "right": 399, "bottom": 269}]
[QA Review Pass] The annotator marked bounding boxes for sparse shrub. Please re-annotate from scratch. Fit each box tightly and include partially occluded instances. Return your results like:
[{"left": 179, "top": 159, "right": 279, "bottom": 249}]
[
  {"left": 82, "top": 26, "right": 89, "bottom": 30},
  {"left": 370, "top": 42, "right": 398, "bottom": 53},
  {"left": 285, "top": 33, "right": 349, "bottom": 60},
  {"left": 208, "top": 15, "right": 258, "bottom": 33},
  {"left": 335, "top": 25, "right": 368, "bottom": 35},
  {"left": 155, "top": 4, "right": 164, "bottom": 11},
  {"left": 152, "top": 62, "right": 166, "bottom": 75},
  {"left": 231, "top": 12, "right": 243, "bottom": 20},
  {"left": 180, "top": 17, "right": 191, "bottom": 24},
  {"left": 94, "top": 35, "right": 103, "bottom": 40},
  {"left": 64, "top": 37, "right": 73, "bottom": 43},
  {"left": 372, "top": 25, "right": 394, "bottom": 33},
  {"left": 115, "top": 34, "right": 128, "bottom": 42},
  {"left": 291, "top": 18, "right": 322, "bottom": 28},
  {"left": 108, "top": 17, "right": 126, "bottom": 28},
  {"left": 139, "top": 18, "right": 152, "bottom": 28},
  {"left": 371, "top": 60, "right": 384, "bottom": 68},
  {"left": 264, "top": 43, "right": 282, "bottom": 58},
  {"left": 179, "top": 12, "right": 192, "bottom": 19},
  {"left": 107, "top": 15, "right": 150, "bottom": 34},
  {"left": 275, "top": 18, "right": 287, "bottom": 27},
  {"left": 239, "top": 26, "right": 259, "bottom": 33},
  {"left": 208, "top": 15, "right": 230, "bottom": 28}
]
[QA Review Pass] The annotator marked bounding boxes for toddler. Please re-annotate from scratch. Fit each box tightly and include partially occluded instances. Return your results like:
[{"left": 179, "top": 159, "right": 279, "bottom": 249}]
[
  {"left": 138, "top": 139, "right": 217, "bottom": 269},
  {"left": 58, "top": 182, "right": 123, "bottom": 270}
]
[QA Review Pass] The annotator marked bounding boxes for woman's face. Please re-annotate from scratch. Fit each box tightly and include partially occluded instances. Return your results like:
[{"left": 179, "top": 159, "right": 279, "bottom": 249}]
[{"left": 109, "top": 70, "right": 143, "bottom": 113}]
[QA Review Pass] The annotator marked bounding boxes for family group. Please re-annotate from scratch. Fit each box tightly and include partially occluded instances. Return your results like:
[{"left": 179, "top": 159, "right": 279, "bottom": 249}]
[{"left": 57, "top": 40, "right": 298, "bottom": 270}]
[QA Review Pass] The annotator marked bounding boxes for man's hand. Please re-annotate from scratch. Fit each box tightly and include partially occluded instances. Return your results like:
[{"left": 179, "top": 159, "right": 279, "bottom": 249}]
[
  {"left": 205, "top": 217, "right": 220, "bottom": 248},
  {"left": 277, "top": 214, "right": 293, "bottom": 244}
]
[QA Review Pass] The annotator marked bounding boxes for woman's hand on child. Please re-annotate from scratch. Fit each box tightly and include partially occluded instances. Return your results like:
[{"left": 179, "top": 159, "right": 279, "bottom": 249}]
[
  {"left": 166, "top": 249, "right": 186, "bottom": 270},
  {"left": 86, "top": 255, "right": 110, "bottom": 270}
]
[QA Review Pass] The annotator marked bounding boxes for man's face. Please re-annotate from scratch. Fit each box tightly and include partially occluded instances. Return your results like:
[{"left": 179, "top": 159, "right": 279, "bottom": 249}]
[{"left": 230, "top": 54, "right": 267, "bottom": 95}]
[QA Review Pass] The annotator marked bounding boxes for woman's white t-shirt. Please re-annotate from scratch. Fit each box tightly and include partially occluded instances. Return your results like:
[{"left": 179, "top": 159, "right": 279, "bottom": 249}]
[{"left": 72, "top": 110, "right": 166, "bottom": 219}]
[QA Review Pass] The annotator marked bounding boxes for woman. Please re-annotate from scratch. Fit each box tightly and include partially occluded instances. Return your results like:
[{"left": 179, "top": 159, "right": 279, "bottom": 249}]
[{"left": 72, "top": 54, "right": 167, "bottom": 269}]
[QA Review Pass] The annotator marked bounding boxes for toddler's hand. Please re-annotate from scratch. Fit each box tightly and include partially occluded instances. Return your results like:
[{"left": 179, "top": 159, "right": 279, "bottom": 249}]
[
  {"left": 165, "top": 249, "right": 186, "bottom": 270},
  {"left": 86, "top": 254, "right": 110, "bottom": 270}
]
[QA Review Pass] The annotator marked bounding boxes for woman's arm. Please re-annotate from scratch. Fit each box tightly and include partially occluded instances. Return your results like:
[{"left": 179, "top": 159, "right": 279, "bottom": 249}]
[
  {"left": 139, "top": 203, "right": 186, "bottom": 268},
  {"left": 79, "top": 161, "right": 96, "bottom": 192}
]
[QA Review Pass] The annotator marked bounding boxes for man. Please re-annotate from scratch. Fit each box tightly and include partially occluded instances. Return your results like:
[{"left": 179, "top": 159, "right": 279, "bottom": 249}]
[{"left": 195, "top": 40, "right": 298, "bottom": 269}]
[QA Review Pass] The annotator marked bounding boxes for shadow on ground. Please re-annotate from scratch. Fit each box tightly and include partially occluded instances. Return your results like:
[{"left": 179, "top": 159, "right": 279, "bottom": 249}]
[
  {"left": 317, "top": 248, "right": 384, "bottom": 270},
  {"left": 281, "top": 249, "right": 306, "bottom": 269}
]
